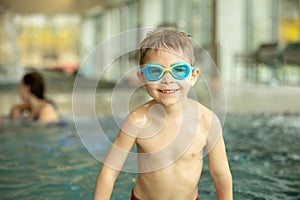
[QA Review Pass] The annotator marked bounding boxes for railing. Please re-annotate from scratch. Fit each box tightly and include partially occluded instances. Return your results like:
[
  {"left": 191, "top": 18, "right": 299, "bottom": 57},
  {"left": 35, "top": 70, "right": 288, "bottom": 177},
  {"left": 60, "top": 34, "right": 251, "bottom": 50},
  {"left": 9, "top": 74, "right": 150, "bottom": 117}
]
[{"left": 235, "top": 41, "right": 300, "bottom": 84}]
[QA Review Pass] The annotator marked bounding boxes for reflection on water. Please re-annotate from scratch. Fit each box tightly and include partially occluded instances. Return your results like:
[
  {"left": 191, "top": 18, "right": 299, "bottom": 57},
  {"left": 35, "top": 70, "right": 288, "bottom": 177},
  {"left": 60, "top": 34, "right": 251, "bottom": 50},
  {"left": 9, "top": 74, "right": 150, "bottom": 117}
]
[{"left": 0, "top": 113, "right": 299, "bottom": 199}]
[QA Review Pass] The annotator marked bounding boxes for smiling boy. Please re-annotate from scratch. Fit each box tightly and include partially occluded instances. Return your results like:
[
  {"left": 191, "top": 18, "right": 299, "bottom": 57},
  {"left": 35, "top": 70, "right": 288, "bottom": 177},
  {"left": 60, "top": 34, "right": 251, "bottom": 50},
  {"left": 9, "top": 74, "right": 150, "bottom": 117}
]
[{"left": 94, "top": 28, "right": 232, "bottom": 200}]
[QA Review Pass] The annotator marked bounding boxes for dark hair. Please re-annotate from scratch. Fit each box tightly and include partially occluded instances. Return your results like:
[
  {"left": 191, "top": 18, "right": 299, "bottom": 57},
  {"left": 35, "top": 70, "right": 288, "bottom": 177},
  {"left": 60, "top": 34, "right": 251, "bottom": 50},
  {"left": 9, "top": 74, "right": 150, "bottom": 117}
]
[{"left": 23, "top": 72, "right": 45, "bottom": 99}]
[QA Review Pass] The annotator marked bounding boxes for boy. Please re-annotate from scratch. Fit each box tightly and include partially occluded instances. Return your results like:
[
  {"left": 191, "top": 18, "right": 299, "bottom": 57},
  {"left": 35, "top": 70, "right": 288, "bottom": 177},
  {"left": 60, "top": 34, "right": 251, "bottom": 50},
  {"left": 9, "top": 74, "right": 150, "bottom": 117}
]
[{"left": 94, "top": 28, "right": 232, "bottom": 200}]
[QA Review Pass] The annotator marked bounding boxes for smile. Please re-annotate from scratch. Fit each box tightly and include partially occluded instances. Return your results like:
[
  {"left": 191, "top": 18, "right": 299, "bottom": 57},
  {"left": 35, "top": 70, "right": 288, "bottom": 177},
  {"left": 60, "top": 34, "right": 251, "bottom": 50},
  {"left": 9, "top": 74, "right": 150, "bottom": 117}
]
[{"left": 158, "top": 89, "right": 179, "bottom": 94}]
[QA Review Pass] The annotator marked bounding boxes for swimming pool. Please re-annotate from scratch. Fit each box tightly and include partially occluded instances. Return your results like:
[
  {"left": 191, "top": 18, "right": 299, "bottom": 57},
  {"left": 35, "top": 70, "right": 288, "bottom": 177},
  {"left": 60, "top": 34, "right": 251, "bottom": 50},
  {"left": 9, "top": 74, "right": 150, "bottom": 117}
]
[{"left": 0, "top": 113, "right": 299, "bottom": 199}]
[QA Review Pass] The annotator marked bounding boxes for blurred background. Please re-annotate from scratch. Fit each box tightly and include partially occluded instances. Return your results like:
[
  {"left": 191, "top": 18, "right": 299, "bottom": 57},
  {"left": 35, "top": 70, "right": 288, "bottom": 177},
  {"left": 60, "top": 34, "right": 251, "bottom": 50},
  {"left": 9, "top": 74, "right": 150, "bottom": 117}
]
[
  {"left": 0, "top": 0, "right": 300, "bottom": 115},
  {"left": 1, "top": 1, "right": 300, "bottom": 199}
]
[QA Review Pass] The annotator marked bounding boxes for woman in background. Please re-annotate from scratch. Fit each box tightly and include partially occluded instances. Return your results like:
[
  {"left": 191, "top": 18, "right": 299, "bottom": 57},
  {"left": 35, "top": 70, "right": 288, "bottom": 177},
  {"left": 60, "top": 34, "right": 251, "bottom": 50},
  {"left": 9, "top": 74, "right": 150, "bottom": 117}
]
[{"left": 10, "top": 72, "right": 59, "bottom": 123}]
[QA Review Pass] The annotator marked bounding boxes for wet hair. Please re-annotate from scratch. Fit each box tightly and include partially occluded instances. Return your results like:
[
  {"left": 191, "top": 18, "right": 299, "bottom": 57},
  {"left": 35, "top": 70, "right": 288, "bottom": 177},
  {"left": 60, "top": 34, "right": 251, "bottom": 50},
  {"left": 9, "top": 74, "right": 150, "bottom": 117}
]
[
  {"left": 139, "top": 28, "right": 195, "bottom": 65},
  {"left": 23, "top": 72, "right": 45, "bottom": 99}
]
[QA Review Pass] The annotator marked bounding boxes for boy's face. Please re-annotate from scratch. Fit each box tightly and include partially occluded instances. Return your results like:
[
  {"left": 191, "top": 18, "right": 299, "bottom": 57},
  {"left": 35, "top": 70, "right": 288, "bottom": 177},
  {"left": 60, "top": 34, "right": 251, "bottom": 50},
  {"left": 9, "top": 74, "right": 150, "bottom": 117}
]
[{"left": 138, "top": 49, "right": 200, "bottom": 107}]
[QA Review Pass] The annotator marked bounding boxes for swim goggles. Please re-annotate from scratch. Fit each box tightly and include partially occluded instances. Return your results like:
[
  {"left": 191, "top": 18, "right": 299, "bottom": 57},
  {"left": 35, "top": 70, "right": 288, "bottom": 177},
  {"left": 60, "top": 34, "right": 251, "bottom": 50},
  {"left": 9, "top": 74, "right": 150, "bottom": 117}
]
[{"left": 140, "top": 62, "right": 196, "bottom": 81}]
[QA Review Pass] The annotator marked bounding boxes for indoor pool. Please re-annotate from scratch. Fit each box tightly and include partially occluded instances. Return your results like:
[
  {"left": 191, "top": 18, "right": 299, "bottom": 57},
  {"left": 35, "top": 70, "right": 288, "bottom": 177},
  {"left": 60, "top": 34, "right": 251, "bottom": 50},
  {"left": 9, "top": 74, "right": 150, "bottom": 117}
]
[{"left": 0, "top": 113, "right": 299, "bottom": 200}]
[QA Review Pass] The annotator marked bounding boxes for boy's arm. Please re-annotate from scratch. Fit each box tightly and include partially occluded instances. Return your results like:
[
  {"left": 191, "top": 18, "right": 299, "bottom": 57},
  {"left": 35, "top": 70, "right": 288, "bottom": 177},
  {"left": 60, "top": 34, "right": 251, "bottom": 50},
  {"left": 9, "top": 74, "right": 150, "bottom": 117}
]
[
  {"left": 94, "top": 117, "right": 138, "bottom": 200},
  {"left": 94, "top": 165, "right": 119, "bottom": 200},
  {"left": 208, "top": 133, "right": 233, "bottom": 200}
]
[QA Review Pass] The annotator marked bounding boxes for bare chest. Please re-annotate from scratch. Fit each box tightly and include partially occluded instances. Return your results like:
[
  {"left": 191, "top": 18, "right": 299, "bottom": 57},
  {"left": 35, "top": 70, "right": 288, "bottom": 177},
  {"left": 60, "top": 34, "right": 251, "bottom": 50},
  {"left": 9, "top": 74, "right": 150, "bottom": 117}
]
[{"left": 136, "top": 121, "right": 206, "bottom": 162}]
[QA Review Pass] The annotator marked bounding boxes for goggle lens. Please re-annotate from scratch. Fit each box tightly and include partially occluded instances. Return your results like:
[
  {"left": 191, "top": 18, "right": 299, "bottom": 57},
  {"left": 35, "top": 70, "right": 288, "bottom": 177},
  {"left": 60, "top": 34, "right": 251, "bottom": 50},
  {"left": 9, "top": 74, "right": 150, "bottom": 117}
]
[
  {"left": 147, "top": 66, "right": 163, "bottom": 80},
  {"left": 171, "top": 63, "right": 189, "bottom": 79}
]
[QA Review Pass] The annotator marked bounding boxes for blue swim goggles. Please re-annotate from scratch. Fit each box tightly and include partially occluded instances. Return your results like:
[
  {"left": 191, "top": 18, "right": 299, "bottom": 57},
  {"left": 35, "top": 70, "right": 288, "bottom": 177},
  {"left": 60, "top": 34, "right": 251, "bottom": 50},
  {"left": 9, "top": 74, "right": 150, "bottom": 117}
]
[{"left": 140, "top": 62, "right": 196, "bottom": 81}]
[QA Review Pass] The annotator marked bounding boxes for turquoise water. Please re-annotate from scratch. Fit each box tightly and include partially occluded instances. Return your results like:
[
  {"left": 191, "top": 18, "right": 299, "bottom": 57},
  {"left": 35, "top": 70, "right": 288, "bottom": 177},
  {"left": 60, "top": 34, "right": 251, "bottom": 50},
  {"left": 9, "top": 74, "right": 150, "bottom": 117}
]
[{"left": 0, "top": 113, "right": 299, "bottom": 199}]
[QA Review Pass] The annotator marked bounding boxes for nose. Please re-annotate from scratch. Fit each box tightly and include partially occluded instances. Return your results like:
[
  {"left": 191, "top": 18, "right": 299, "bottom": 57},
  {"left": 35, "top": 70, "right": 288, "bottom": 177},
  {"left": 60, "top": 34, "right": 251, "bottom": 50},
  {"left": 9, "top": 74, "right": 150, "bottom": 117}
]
[{"left": 160, "top": 71, "right": 175, "bottom": 84}]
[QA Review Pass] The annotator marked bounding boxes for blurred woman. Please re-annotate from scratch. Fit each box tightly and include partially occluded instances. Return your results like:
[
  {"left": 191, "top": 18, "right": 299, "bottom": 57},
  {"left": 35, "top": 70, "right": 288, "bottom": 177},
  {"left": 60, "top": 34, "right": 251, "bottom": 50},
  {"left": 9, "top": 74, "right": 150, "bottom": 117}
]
[{"left": 10, "top": 72, "right": 59, "bottom": 123}]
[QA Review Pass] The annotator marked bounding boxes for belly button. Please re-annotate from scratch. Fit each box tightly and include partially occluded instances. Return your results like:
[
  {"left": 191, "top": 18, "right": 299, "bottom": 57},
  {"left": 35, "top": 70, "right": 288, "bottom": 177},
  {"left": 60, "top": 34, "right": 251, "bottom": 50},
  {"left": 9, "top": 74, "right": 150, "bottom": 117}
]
[{"left": 191, "top": 153, "right": 196, "bottom": 157}]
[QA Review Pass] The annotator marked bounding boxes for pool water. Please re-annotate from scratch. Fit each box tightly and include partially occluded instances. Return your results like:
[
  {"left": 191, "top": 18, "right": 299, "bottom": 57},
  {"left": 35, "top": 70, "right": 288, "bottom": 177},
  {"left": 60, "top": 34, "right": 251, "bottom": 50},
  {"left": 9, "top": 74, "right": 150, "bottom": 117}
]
[
  {"left": 223, "top": 113, "right": 300, "bottom": 200},
  {"left": 0, "top": 113, "right": 299, "bottom": 199}
]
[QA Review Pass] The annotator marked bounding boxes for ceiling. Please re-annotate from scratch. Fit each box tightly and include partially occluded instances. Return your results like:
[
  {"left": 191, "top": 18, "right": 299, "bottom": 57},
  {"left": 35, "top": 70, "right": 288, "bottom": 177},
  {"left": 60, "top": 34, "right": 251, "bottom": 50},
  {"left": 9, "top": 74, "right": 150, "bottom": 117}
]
[{"left": 0, "top": 0, "right": 127, "bottom": 14}]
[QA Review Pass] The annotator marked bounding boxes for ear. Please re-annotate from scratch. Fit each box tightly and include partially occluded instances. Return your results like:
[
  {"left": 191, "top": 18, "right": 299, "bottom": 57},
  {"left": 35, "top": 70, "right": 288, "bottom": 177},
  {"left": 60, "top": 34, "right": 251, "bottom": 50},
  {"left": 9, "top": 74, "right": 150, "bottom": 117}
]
[
  {"left": 137, "top": 71, "right": 147, "bottom": 89},
  {"left": 189, "top": 68, "right": 200, "bottom": 86}
]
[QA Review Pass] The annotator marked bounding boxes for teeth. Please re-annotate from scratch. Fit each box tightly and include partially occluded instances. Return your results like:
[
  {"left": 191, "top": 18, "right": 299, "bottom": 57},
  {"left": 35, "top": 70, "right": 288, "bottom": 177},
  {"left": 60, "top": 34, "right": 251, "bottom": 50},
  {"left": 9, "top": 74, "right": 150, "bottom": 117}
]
[{"left": 160, "top": 89, "right": 178, "bottom": 94}]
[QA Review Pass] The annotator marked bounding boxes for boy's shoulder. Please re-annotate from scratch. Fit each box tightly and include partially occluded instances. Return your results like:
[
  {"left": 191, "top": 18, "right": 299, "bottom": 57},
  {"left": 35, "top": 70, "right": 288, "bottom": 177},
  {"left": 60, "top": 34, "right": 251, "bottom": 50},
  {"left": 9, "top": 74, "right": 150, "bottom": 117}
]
[
  {"left": 127, "top": 100, "right": 156, "bottom": 127},
  {"left": 191, "top": 99, "right": 215, "bottom": 118},
  {"left": 191, "top": 99, "right": 221, "bottom": 129}
]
